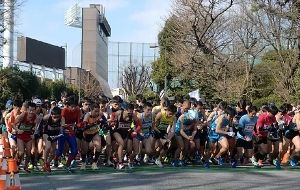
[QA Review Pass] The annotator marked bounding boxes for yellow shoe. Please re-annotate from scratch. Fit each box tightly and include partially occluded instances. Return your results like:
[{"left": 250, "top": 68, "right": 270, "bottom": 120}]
[{"left": 28, "top": 163, "right": 34, "bottom": 170}]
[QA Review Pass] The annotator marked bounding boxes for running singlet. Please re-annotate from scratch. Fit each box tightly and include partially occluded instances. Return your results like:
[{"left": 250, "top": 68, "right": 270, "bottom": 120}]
[
  {"left": 256, "top": 112, "right": 277, "bottom": 137},
  {"left": 44, "top": 117, "right": 62, "bottom": 136},
  {"left": 208, "top": 114, "right": 229, "bottom": 139},
  {"left": 84, "top": 114, "right": 100, "bottom": 135},
  {"left": 118, "top": 111, "right": 132, "bottom": 130},
  {"left": 19, "top": 112, "right": 36, "bottom": 134},
  {"left": 140, "top": 113, "right": 152, "bottom": 133},
  {"left": 158, "top": 112, "right": 174, "bottom": 131},
  {"left": 237, "top": 114, "right": 257, "bottom": 140},
  {"left": 7, "top": 110, "right": 17, "bottom": 133},
  {"left": 175, "top": 112, "right": 194, "bottom": 135}
]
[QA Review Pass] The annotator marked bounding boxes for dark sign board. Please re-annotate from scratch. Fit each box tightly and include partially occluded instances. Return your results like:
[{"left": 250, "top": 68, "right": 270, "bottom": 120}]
[{"left": 17, "top": 37, "right": 65, "bottom": 70}]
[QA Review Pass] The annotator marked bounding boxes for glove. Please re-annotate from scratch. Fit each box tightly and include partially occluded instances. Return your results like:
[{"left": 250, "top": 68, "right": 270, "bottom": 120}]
[
  {"left": 244, "top": 136, "right": 251, "bottom": 142},
  {"left": 227, "top": 132, "right": 235, "bottom": 137},
  {"left": 131, "top": 131, "right": 137, "bottom": 138}
]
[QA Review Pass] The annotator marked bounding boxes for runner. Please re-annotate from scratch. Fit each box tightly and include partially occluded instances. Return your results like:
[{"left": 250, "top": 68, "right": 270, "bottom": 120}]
[
  {"left": 56, "top": 99, "right": 80, "bottom": 172},
  {"left": 5, "top": 99, "right": 23, "bottom": 158},
  {"left": 207, "top": 103, "right": 235, "bottom": 166},
  {"left": 77, "top": 97, "right": 91, "bottom": 163},
  {"left": 236, "top": 105, "right": 258, "bottom": 166},
  {"left": 136, "top": 102, "right": 156, "bottom": 164},
  {"left": 153, "top": 104, "right": 177, "bottom": 167},
  {"left": 13, "top": 102, "right": 37, "bottom": 172},
  {"left": 253, "top": 105, "right": 278, "bottom": 167},
  {"left": 174, "top": 100, "right": 197, "bottom": 166},
  {"left": 283, "top": 104, "right": 300, "bottom": 166},
  {"left": 42, "top": 107, "right": 64, "bottom": 172},
  {"left": 81, "top": 103, "right": 105, "bottom": 170},
  {"left": 99, "top": 98, "right": 113, "bottom": 166},
  {"left": 31, "top": 98, "right": 46, "bottom": 170},
  {"left": 111, "top": 103, "right": 141, "bottom": 169},
  {"left": 192, "top": 101, "right": 208, "bottom": 164}
]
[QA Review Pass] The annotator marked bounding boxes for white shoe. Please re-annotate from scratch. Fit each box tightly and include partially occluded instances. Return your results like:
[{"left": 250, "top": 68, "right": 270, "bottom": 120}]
[
  {"left": 124, "top": 155, "right": 128, "bottom": 162},
  {"left": 92, "top": 163, "right": 98, "bottom": 170},
  {"left": 136, "top": 154, "right": 141, "bottom": 162},
  {"left": 143, "top": 154, "right": 149, "bottom": 163},
  {"left": 58, "top": 163, "right": 64, "bottom": 168},
  {"left": 80, "top": 163, "right": 86, "bottom": 170},
  {"left": 155, "top": 159, "right": 163, "bottom": 168},
  {"left": 250, "top": 156, "right": 258, "bottom": 166},
  {"left": 117, "top": 163, "right": 125, "bottom": 170}
]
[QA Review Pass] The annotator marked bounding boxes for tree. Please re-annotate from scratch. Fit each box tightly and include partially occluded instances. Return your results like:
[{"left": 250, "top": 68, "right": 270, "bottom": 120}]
[
  {"left": 243, "top": 0, "right": 300, "bottom": 101},
  {"left": 121, "top": 63, "right": 151, "bottom": 97},
  {"left": 0, "top": 67, "right": 39, "bottom": 107}
]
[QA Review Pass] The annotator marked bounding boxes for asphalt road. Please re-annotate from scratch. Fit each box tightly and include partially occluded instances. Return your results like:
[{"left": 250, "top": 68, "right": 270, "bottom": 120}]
[{"left": 20, "top": 166, "right": 300, "bottom": 190}]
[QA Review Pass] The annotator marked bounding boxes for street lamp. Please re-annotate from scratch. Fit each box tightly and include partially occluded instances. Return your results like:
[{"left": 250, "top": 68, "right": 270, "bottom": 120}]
[{"left": 150, "top": 44, "right": 168, "bottom": 93}]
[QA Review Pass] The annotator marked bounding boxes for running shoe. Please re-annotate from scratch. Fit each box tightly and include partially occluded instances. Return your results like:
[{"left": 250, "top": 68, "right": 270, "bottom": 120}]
[
  {"left": 171, "top": 160, "right": 179, "bottom": 167},
  {"left": 178, "top": 160, "right": 186, "bottom": 167},
  {"left": 80, "top": 163, "right": 86, "bottom": 170},
  {"left": 91, "top": 162, "right": 98, "bottom": 170},
  {"left": 117, "top": 163, "right": 125, "bottom": 170},
  {"left": 204, "top": 162, "right": 210, "bottom": 168},
  {"left": 210, "top": 157, "right": 218, "bottom": 165},
  {"left": 289, "top": 159, "right": 297, "bottom": 167},
  {"left": 28, "top": 163, "right": 33, "bottom": 170},
  {"left": 143, "top": 154, "right": 149, "bottom": 163},
  {"left": 273, "top": 159, "right": 281, "bottom": 169},
  {"left": 257, "top": 160, "right": 264, "bottom": 167},
  {"left": 216, "top": 157, "right": 224, "bottom": 166},
  {"left": 135, "top": 155, "right": 141, "bottom": 162},
  {"left": 250, "top": 156, "right": 258, "bottom": 167},
  {"left": 128, "top": 163, "right": 134, "bottom": 169},
  {"left": 155, "top": 159, "right": 163, "bottom": 168},
  {"left": 231, "top": 159, "right": 237, "bottom": 168}
]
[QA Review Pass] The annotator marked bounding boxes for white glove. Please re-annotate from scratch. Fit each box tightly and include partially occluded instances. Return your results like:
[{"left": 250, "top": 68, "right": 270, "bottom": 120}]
[{"left": 227, "top": 132, "right": 235, "bottom": 137}]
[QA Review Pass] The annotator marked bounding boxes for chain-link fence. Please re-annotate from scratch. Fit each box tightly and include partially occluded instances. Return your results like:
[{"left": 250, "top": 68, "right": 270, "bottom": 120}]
[{"left": 108, "top": 41, "right": 159, "bottom": 89}]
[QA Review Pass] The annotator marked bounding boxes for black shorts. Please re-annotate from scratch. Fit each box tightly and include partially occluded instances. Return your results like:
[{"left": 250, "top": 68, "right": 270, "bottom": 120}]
[
  {"left": 196, "top": 130, "right": 208, "bottom": 146},
  {"left": 114, "top": 128, "right": 131, "bottom": 140},
  {"left": 284, "top": 130, "right": 299, "bottom": 140},
  {"left": 254, "top": 136, "right": 268, "bottom": 144},
  {"left": 75, "top": 130, "right": 84, "bottom": 140},
  {"left": 83, "top": 132, "right": 98, "bottom": 143},
  {"left": 236, "top": 138, "right": 253, "bottom": 149},
  {"left": 154, "top": 130, "right": 167, "bottom": 139}
]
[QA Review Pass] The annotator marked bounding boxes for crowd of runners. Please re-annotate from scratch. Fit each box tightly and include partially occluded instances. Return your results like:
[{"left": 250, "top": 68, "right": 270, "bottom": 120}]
[{"left": 0, "top": 93, "right": 299, "bottom": 173}]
